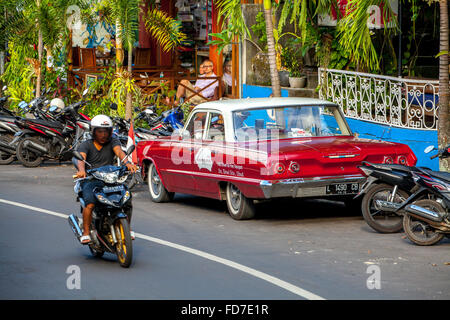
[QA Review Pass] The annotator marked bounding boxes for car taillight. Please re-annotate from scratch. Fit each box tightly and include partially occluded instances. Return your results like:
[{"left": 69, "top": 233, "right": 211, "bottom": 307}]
[
  {"left": 273, "top": 163, "right": 286, "bottom": 174},
  {"left": 397, "top": 155, "right": 407, "bottom": 165},
  {"left": 383, "top": 156, "right": 393, "bottom": 164},
  {"left": 288, "top": 161, "right": 300, "bottom": 173}
]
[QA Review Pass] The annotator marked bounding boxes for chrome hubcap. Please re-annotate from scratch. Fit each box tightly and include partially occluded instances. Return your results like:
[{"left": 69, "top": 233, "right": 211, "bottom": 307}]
[{"left": 229, "top": 185, "right": 241, "bottom": 210}]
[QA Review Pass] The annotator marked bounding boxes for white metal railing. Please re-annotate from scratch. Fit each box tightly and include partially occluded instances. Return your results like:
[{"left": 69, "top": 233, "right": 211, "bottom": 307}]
[{"left": 318, "top": 68, "right": 440, "bottom": 130}]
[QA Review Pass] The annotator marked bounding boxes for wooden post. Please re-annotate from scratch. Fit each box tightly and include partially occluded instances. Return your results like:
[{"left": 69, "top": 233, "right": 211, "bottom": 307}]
[{"left": 231, "top": 36, "right": 239, "bottom": 98}]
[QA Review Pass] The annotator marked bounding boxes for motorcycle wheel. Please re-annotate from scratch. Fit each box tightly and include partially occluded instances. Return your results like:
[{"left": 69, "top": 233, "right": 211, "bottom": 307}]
[
  {"left": 16, "top": 136, "right": 43, "bottom": 167},
  {"left": 0, "top": 134, "right": 16, "bottom": 165},
  {"left": 88, "top": 244, "right": 105, "bottom": 258},
  {"left": 402, "top": 199, "right": 445, "bottom": 246},
  {"left": 361, "top": 183, "right": 409, "bottom": 233},
  {"left": 114, "top": 218, "right": 133, "bottom": 268}
]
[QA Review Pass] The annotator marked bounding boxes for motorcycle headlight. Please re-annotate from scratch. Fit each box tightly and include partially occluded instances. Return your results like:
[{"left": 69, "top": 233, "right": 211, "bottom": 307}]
[{"left": 94, "top": 171, "right": 119, "bottom": 184}]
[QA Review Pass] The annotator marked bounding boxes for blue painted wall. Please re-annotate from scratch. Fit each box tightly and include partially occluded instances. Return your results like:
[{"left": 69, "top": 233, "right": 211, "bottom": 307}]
[{"left": 242, "top": 84, "right": 439, "bottom": 170}]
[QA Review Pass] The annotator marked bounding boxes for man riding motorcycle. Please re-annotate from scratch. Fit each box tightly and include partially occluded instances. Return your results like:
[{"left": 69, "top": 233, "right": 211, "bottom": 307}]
[{"left": 74, "top": 115, "right": 137, "bottom": 244}]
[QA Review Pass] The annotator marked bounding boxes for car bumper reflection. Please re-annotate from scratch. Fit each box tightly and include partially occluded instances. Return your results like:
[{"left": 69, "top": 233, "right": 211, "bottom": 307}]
[{"left": 259, "top": 174, "right": 366, "bottom": 198}]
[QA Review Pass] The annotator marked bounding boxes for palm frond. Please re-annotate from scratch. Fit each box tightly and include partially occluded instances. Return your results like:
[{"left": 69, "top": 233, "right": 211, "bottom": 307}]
[{"left": 144, "top": 8, "right": 187, "bottom": 52}]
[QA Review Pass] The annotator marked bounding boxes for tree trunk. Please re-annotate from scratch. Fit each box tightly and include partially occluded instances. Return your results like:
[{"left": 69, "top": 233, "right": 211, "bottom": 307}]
[
  {"left": 115, "top": 21, "right": 124, "bottom": 72},
  {"left": 125, "top": 41, "right": 133, "bottom": 121},
  {"left": 36, "top": 0, "right": 43, "bottom": 98},
  {"left": 438, "top": 0, "right": 449, "bottom": 171},
  {"left": 263, "top": 0, "right": 280, "bottom": 97}
]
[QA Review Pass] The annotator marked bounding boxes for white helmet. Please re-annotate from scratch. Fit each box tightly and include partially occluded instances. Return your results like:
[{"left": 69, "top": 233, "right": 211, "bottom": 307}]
[
  {"left": 90, "top": 114, "right": 113, "bottom": 135},
  {"left": 49, "top": 98, "right": 65, "bottom": 112}
]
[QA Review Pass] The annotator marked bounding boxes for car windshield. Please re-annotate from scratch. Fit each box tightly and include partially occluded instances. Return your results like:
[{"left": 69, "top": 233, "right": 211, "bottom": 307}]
[{"left": 233, "top": 105, "right": 351, "bottom": 142}]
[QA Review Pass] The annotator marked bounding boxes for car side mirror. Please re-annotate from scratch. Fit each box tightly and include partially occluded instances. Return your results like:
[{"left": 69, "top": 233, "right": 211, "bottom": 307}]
[{"left": 181, "top": 130, "right": 191, "bottom": 140}]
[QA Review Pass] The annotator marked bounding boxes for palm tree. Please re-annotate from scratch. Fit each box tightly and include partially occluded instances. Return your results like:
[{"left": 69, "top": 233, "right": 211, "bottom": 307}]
[
  {"left": 263, "top": 0, "right": 281, "bottom": 97},
  {"left": 437, "top": 0, "right": 449, "bottom": 171}
]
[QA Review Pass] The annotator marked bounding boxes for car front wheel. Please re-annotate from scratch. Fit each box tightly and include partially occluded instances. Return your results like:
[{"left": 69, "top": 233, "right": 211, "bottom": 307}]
[{"left": 225, "top": 183, "right": 255, "bottom": 220}]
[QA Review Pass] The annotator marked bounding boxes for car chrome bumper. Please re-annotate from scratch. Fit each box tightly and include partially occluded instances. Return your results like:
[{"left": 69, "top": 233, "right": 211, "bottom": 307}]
[{"left": 259, "top": 174, "right": 366, "bottom": 199}]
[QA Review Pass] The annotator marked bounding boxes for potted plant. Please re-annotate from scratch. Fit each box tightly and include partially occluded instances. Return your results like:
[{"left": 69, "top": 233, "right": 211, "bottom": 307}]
[{"left": 281, "top": 39, "right": 307, "bottom": 88}]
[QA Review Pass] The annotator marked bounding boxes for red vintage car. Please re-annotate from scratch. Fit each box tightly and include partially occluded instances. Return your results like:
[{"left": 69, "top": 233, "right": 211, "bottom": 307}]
[{"left": 137, "top": 97, "right": 417, "bottom": 220}]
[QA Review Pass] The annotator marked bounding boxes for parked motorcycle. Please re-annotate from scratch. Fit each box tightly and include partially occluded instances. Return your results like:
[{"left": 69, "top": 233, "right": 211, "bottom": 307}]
[
  {"left": 68, "top": 146, "right": 135, "bottom": 268},
  {"left": 14, "top": 90, "right": 90, "bottom": 167},
  {"left": 356, "top": 161, "right": 418, "bottom": 233},
  {"left": 401, "top": 144, "right": 450, "bottom": 245},
  {"left": 0, "top": 92, "right": 21, "bottom": 164}
]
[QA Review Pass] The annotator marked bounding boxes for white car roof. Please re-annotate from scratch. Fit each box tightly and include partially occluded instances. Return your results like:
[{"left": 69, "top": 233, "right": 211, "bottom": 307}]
[{"left": 193, "top": 97, "right": 336, "bottom": 114}]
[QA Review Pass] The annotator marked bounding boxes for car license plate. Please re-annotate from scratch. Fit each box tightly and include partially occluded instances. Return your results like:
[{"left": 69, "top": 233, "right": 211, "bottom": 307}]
[
  {"left": 326, "top": 183, "right": 359, "bottom": 195},
  {"left": 103, "top": 185, "right": 124, "bottom": 193}
]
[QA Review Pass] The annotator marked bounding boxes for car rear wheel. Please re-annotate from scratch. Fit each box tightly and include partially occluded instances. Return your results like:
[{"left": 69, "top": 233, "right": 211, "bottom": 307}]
[
  {"left": 148, "top": 162, "right": 174, "bottom": 202},
  {"left": 225, "top": 183, "right": 255, "bottom": 220}
]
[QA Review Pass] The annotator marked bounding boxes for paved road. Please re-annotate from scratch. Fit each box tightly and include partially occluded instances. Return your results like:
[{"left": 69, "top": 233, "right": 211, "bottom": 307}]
[{"left": 0, "top": 162, "right": 449, "bottom": 300}]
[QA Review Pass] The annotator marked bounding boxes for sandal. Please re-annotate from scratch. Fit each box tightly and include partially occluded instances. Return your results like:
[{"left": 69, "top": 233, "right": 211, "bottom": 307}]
[{"left": 80, "top": 235, "right": 91, "bottom": 245}]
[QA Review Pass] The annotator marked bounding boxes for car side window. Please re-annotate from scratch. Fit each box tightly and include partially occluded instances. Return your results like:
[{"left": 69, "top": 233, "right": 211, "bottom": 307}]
[
  {"left": 205, "top": 112, "right": 225, "bottom": 141},
  {"left": 185, "top": 111, "right": 208, "bottom": 139}
]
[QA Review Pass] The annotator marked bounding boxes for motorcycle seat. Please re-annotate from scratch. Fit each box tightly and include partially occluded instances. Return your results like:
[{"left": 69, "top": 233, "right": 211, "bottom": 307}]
[
  {"left": 423, "top": 169, "right": 450, "bottom": 183},
  {"left": 0, "top": 115, "right": 16, "bottom": 122},
  {"left": 364, "top": 162, "right": 419, "bottom": 172},
  {"left": 136, "top": 127, "right": 153, "bottom": 134},
  {"left": 26, "top": 118, "right": 64, "bottom": 129}
]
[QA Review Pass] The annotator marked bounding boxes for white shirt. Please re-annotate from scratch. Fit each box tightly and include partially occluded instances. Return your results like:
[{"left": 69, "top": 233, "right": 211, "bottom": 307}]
[{"left": 194, "top": 73, "right": 219, "bottom": 98}]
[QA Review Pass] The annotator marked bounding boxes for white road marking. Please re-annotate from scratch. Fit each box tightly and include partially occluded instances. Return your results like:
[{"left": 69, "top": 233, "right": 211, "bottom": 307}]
[{"left": 0, "top": 198, "right": 325, "bottom": 300}]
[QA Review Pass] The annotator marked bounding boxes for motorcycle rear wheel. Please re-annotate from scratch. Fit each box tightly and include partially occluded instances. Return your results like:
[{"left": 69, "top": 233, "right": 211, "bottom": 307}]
[
  {"left": 0, "top": 134, "right": 15, "bottom": 165},
  {"left": 361, "top": 183, "right": 409, "bottom": 233},
  {"left": 402, "top": 199, "right": 445, "bottom": 246},
  {"left": 16, "top": 136, "right": 43, "bottom": 167},
  {"left": 114, "top": 218, "right": 133, "bottom": 268}
]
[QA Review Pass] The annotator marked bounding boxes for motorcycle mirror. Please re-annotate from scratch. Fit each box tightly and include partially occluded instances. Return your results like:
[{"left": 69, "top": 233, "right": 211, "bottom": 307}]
[
  {"left": 72, "top": 151, "right": 84, "bottom": 161},
  {"left": 110, "top": 103, "right": 118, "bottom": 110},
  {"left": 126, "top": 144, "right": 135, "bottom": 156},
  {"left": 424, "top": 145, "right": 435, "bottom": 154}
]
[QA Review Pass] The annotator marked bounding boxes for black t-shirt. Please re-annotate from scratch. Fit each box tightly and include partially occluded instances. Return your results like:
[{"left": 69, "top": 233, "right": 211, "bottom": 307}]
[{"left": 77, "top": 138, "right": 122, "bottom": 169}]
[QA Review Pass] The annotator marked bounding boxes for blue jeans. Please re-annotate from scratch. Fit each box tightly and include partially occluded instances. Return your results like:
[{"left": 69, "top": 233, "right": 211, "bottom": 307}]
[{"left": 81, "top": 180, "right": 105, "bottom": 206}]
